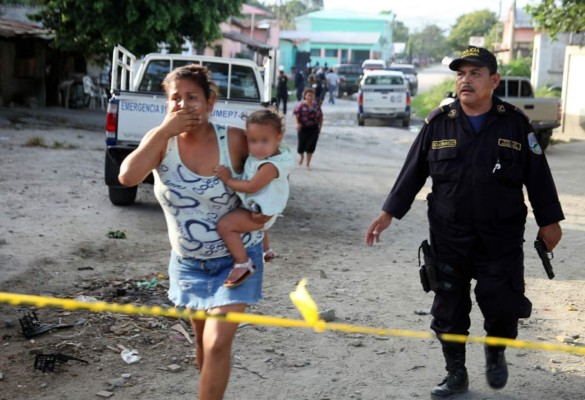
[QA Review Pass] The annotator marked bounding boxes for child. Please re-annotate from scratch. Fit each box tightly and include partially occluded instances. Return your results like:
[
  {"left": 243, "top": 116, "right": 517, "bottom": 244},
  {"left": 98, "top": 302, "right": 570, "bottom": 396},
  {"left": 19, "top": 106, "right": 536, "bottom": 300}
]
[{"left": 214, "top": 109, "right": 295, "bottom": 288}]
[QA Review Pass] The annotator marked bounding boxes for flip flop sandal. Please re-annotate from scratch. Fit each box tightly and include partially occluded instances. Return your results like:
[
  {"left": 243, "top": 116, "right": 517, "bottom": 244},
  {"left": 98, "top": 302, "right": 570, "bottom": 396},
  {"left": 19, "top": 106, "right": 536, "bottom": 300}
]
[
  {"left": 223, "top": 260, "right": 256, "bottom": 288},
  {"left": 263, "top": 249, "right": 276, "bottom": 262}
]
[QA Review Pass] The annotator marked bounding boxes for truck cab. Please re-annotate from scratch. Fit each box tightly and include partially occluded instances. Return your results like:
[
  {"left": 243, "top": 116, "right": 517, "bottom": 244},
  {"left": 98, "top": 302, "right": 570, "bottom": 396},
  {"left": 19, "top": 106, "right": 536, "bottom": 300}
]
[{"left": 105, "top": 45, "right": 273, "bottom": 205}]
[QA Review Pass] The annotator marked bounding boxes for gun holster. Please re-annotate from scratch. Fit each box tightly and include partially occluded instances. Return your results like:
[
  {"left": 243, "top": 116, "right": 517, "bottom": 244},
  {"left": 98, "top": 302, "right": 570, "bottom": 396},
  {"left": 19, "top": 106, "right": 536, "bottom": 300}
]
[{"left": 418, "top": 240, "right": 463, "bottom": 293}]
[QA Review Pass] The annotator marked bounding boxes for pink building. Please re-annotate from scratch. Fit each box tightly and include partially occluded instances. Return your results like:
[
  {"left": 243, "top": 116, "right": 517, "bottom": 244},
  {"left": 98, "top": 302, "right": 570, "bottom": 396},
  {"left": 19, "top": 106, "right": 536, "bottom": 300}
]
[{"left": 499, "top": 2, "right": 536, "bottom": 64}]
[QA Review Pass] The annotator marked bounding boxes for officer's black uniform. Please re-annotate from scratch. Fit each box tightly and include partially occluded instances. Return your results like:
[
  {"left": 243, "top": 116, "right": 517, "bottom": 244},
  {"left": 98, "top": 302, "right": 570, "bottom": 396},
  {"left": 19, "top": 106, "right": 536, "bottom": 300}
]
[{"left": 382, "top": 96, "right": 564, "bottom": 341}]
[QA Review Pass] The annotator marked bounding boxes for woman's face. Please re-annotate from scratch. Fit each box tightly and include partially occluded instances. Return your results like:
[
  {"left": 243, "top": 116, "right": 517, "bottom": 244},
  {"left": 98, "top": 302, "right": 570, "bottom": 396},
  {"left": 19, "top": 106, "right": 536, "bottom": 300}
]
[
  {"left": 167, "top": 78, "right": 213, "bottom": 118},
  {"left": 304, "top": 92, "right": 315, "bottom": 105}
]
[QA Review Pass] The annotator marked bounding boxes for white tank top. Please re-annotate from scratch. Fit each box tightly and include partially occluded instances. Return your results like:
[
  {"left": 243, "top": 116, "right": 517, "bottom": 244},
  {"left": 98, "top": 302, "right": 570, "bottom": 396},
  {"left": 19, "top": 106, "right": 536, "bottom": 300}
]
[{"left": 153, "top": 123, "right": 262, "bottom": 259}]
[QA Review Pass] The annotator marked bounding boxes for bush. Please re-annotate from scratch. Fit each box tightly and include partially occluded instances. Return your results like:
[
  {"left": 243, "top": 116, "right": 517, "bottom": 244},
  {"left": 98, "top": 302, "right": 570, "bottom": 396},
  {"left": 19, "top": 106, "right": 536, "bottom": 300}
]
[
  {"left": 411, "top": 79, "right": 455, "bottom": 118},
  {"left": 499, "top": 57, "right": 531, "bottom": 77}
]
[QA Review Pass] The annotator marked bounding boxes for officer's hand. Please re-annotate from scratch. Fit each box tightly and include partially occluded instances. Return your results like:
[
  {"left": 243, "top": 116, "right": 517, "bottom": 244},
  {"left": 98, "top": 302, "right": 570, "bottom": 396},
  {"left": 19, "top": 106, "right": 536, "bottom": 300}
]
[
  {"left": 538, "top": 222, "right": 562, "bottom": 251},
  {"left": 365, "top": 211, "right": 393, "bottom": 247}
]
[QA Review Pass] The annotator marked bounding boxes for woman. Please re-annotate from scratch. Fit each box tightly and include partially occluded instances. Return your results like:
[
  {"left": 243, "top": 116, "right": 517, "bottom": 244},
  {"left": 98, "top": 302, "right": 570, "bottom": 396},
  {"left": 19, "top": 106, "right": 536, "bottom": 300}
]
[
  {"left": 293, "top": 87, "right": 323, "bottom": 170},
  {"left": 118, "top": 64, "right": 264, "bottom": 400}
]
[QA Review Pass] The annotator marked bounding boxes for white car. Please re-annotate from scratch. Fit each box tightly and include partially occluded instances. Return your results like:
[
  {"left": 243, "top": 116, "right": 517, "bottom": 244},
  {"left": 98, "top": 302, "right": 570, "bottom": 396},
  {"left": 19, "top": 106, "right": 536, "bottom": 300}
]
[
  {"left": 361, "top": 59, "right": 386, "bottom": 71},
  {"left": 357, "top": 70, "right": 411, "bottom": 127}
]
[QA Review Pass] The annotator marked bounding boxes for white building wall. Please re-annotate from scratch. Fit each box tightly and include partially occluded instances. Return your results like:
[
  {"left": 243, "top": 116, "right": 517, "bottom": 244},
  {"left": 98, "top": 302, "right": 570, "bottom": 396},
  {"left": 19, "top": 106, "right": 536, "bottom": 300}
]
[
  {"left": 531, "top": 33, "right": 566, "bottom": 90},
  {"left": 560, "top": 46, "right": 585, "bottom": 138}
]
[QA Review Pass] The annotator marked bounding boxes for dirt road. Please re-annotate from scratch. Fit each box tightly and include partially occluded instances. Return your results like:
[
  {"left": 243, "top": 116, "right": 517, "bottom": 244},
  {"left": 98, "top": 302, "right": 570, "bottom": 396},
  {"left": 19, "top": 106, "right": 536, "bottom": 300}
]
[{"left": 1, "top": 103, "right": 585, "bottom": 400}]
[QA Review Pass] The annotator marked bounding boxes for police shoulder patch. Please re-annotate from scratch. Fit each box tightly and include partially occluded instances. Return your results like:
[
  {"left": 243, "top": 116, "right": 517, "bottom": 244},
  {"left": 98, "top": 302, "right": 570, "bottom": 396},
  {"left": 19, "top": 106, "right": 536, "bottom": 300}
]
[{"left": 527, "top": 132, "right": 543, "bottom": 155}]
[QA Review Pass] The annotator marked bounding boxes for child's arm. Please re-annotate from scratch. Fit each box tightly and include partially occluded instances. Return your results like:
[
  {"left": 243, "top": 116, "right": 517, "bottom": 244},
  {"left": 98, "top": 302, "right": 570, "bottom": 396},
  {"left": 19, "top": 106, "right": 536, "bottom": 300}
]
[{"left": 214, "top": 163, "right": 279, "bottom": 194}]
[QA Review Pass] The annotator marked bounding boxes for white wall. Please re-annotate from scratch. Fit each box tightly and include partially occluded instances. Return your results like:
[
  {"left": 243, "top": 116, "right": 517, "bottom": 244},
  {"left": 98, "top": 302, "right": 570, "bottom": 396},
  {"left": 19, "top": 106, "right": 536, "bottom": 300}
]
[
  {"left": 531, "top": 33, "right": 566, "bottom": 90},
  {"left": 560, "top": 46, "right": 585, "bottom": 138}
]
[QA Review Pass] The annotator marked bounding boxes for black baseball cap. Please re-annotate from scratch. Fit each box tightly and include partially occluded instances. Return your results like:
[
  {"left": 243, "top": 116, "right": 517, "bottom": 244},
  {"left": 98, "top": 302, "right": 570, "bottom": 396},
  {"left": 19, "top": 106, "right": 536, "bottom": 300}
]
[{"left": 449, "top": 46, "right": 498, "bottom": 74}]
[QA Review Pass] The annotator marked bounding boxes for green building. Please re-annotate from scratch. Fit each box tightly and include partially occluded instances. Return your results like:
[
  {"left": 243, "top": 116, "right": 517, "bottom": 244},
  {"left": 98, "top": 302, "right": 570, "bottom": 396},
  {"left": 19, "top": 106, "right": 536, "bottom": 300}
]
[{"left": 279, "top": 10, "right": 394, "bottom": 72}]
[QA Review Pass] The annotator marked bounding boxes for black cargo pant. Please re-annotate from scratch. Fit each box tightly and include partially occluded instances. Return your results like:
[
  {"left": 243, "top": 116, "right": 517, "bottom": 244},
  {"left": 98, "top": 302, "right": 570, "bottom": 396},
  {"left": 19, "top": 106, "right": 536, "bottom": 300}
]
[{"left": 428, "top": 211, "right": 532, "bottom": 341}]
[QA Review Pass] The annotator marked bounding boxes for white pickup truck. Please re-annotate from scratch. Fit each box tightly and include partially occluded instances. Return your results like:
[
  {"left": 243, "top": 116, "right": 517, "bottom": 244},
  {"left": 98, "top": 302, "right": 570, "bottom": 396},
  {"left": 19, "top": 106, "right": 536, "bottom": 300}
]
[
  {"left": 104, "top": 45, "right": 273, "bottom": 205},
  {"left": 440, "top": 76, "right": 560, "bottom": 150}
]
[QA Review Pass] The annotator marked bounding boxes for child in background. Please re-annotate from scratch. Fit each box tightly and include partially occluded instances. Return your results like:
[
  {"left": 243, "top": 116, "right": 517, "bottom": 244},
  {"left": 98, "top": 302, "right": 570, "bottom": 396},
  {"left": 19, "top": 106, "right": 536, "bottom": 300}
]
[{"left": 214, "top": 109, "right": 295, "bottom": 288}]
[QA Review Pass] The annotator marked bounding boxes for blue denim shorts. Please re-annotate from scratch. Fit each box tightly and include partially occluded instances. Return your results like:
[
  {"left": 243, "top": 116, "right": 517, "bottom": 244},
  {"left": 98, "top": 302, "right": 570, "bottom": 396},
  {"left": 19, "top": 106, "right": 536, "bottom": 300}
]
[{"left": 167, "top": 241, "right": 264, "bottom": 310}]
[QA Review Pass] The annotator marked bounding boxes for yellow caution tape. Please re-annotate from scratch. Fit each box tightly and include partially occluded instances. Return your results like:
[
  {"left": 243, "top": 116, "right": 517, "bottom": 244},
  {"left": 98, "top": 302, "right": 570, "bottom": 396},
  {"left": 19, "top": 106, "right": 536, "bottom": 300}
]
[{"left": 1, "top": 280, "right": 584, "bottom": 356}]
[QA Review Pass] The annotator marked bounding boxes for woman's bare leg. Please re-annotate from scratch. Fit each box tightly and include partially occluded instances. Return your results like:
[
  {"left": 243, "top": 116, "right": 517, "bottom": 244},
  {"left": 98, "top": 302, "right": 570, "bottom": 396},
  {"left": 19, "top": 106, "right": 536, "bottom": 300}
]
[
  {"left": 306, "top": 152, "right": 313, "bottom": 169},
  {"left": 197, "top": 303, "right": 246, "bottom": 400},
  {"left": 191, "top": 318, "right": 206, "bottom": 371}
]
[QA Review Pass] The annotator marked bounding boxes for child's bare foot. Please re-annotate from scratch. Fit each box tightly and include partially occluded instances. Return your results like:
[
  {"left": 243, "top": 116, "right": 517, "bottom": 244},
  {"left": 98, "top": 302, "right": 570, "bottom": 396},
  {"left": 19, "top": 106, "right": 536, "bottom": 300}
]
[{"left": 224, "top": 259, "right": 256, "bottom": 288}]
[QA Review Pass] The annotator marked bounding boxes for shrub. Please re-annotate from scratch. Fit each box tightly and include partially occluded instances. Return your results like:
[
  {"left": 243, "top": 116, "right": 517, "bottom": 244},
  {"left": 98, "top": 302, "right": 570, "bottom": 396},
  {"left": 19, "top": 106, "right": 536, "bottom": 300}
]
[{"left": 411, "top": 79, "right": 455, "bottom": 118}]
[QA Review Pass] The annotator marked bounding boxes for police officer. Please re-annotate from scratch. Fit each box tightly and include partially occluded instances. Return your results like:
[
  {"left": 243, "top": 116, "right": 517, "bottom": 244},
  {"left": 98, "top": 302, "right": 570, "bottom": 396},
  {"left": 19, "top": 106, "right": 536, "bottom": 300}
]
[{"left": 365, "top": 46, "right": 564, "bottom": 397}]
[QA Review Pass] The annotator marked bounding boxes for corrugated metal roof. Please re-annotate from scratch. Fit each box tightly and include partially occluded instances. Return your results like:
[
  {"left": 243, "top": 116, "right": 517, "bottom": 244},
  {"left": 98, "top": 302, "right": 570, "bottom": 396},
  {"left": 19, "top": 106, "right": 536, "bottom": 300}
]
[
  {"left": 280, "top": 31, "right": 381, "bottom": 45},
  {"left": 0, "top": 18, "right": 51, "bottom": 39}
]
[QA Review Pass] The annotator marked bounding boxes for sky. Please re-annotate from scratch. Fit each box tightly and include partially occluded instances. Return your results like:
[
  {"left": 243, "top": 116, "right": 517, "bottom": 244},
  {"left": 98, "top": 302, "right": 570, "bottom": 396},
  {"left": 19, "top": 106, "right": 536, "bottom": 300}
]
[{"left": 321, "top": 0, "right": 533, "bottom": 32}]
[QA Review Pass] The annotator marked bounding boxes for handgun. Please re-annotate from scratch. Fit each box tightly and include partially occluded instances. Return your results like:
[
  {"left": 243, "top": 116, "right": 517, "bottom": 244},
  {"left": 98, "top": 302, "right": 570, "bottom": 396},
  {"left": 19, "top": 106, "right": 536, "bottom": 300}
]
[{"left": 534, "top": 237, "right": 555, "bottom": 280}]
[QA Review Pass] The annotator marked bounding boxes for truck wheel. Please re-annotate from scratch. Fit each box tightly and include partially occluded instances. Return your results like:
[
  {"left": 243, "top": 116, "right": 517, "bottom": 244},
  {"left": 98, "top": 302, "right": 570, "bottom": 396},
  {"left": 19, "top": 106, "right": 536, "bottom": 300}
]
[
  {"left": 536, "top": 129, "right": 552, "bottom": 151},
  {"left": 109, "top": 185, "right": 137, "bottom": 206},
  {"left": 335, "top": 86, "right": 342, "bottom": 98},
  {"left": 402, "top": 115, "right": 410, "bottom": 128},
  {"left": 358, "top": 116, "right": 365, "bottom": 126}
]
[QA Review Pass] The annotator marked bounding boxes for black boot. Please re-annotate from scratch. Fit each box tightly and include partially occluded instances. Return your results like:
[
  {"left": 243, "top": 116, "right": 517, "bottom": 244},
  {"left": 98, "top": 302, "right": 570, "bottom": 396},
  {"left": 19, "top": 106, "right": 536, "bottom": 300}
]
[
  {"left": 485, "top": 346, "right": 508, "bottom": 389},
  {"left": 431, "top": 345, "right": 469, "bottom": 398}
]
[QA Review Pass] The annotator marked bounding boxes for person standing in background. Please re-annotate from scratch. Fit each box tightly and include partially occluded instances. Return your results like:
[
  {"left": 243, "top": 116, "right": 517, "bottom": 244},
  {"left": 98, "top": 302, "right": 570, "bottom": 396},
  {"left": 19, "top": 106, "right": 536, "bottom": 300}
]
[
  {"left": 293, "top": 87, "right": 323, "bottom": 170},
  {"left": 326, "top": 68, "right": 339, "bottom": 104},
  {"left": 291, "top": 66, "right": 305, "bottom": 101},
  {"left": 276, "top": 67, "right": 289, "bottom": 115}
]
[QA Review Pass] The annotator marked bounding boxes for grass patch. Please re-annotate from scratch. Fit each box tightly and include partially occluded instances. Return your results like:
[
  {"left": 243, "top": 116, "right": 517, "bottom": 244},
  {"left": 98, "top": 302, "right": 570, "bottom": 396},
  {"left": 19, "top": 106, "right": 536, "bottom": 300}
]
[
  {"left": 23, "top": 136, "right": 78, "bottom": 149},
  {"left": 24, "top": 136, "right": 47, "bottom": 148},
  {"left": 412, "top": 79, "right": 455, "bottom": 118}
]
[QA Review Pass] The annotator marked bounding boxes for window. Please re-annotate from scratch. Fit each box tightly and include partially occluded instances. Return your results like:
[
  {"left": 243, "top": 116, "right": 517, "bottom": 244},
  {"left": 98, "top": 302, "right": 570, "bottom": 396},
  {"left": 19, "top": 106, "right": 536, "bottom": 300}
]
[
  {"left": 365, "top": 76, "right": 403, "bottom": 85},
  {"left": 520, "top": 80, "right": 533, "bottom": 97},
  {"left": 14, "top": 39, "right": 36, "bottom": 78},
  {"left": 325, "top": 49, "right": 337, "bottom": 57},
  {"left": 310, "top": 48, "right": 321, "bottom": 57},
  {"left": 138, "top": 60, "right": 170, "bottom": 92},
  {"left": 507, "top": 80, "right": 519, "bottom": 97},
  {"left": 230, "top": 65, "right": 260, "bottom": 101}
]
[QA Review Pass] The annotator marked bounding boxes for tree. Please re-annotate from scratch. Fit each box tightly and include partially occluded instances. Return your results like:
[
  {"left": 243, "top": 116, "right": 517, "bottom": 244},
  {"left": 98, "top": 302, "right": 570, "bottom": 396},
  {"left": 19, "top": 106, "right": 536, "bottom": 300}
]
[
  {"left": 265, "top": 0, "right": 322, "bottom": 30},
  {"left": 31, "top": 0, "right": 243, "bottom": 59},
  {"left": 525, "top": 0, "right": 585, "bottom": 42},
  {"left": 447, "top": 9, "right": 498, "bottom": 51},
  {"left": 393, "top": 20, "right": 409, "bottom": 43},
  {"left": 410, "top": 24, "right": 447, "bottom": 63}
]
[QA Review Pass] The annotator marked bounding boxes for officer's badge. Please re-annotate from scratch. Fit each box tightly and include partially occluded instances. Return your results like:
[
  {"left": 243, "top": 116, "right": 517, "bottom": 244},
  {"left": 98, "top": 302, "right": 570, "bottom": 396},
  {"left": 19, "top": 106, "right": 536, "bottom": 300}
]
[
  {"left": 527, "top": 132, "right": 542, "bottom": 155},
  {"left": 448, "top": 109, "right": 457, "bottom": 118},
  {"left": 497, "top": 105, "right": 505, "bottom": 113}
]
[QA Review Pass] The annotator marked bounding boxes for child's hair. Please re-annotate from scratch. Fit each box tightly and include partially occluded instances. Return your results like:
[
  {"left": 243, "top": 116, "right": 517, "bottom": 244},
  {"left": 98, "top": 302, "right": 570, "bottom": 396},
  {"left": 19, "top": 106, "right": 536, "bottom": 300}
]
[
  {"left": 162, "top": 64, "right": 218, "bottom": 101},
  {"left": 245, "top": 108, "right": 285, "bottom": 135}
]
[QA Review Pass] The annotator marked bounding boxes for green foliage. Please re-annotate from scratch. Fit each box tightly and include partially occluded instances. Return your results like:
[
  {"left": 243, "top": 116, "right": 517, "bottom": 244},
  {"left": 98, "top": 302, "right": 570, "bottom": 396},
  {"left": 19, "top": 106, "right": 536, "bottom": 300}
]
[
  {"left": 526, "top": 0, "right": 585, "bottom": 41},
  {"left": 499, "top": 57, "right": 531, "bottom": 77},
  {"left": 411, "top": 79, "right": 455, "bottom": 118},
  {"left": 30, "top": 0, "right": 244, "bottom": 59},
  {"left": 270, "top": 0, "right": 323, "bottom": 30},
  {"left": 393, "top": 20, "right": 409, "bottom": 42},
  {"left": 447, "top": 10, "right": 498, "bottom": 51},
  {"left": 535, "top": 87, "right": 562, "bottom": 98},
  {"left": 410, "top": 24, "right": 447, "bottom": 60}
]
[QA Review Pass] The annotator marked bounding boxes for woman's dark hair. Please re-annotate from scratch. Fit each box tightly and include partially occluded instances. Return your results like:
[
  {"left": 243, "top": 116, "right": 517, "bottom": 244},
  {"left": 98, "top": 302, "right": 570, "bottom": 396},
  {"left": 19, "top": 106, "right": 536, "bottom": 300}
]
[
  {"left": 245, "top": 107, "right": 285, "bottom": 135},
  {"left": 302, "top": 87, "right": 315, "bottom": 99},
  {"left": 162, "top": 64, "right": 218, "bottom": 100}
]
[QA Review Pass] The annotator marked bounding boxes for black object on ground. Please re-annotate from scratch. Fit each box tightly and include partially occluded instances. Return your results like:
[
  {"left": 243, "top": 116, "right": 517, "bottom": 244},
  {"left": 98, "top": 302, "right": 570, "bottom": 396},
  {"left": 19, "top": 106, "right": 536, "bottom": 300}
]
[
  {"left": 34, "top": 353, "right": 89, "bottom": 372},
  {"left": 19, "top": 311, "right": 73, "bottom": 339}
]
